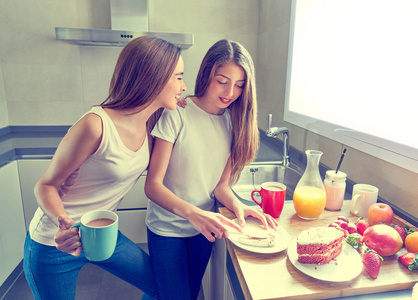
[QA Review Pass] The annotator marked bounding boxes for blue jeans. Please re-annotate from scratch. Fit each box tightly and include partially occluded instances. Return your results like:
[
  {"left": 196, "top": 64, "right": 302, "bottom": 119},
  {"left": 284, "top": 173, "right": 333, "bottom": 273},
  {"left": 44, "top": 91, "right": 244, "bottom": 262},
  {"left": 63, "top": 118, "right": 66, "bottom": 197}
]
[
  {"left": 147, "top": 228, "right": 213, "bottom": 300},
  {"left": 23, "top": 231, "right": 157, "bottom": 300}
]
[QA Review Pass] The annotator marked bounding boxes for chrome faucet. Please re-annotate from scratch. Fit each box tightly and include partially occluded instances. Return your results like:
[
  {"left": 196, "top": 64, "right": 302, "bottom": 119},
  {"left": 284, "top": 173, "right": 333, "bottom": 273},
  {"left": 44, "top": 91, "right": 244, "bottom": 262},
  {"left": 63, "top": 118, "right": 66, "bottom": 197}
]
[{"left": 266, "top": 114, "right": 290, "bottom": 167}]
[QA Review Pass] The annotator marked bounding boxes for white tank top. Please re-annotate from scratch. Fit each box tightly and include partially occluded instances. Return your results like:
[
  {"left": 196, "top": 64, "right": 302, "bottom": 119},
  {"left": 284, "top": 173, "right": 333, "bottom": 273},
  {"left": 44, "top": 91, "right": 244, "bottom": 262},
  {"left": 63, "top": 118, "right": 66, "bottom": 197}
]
[
  {"left": 29, "top": 106, "right": 149, "bottom": 246},
  {"left": 146, "top": 99, "right": 232, "bottom": 237}
]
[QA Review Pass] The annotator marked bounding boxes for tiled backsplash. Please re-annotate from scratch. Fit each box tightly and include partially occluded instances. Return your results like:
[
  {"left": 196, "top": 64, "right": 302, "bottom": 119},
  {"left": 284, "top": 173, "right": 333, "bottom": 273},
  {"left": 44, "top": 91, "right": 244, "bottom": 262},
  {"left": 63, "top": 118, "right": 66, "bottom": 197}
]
[{"left": 0, "top": 0, "right": 259, "bottom": 126}]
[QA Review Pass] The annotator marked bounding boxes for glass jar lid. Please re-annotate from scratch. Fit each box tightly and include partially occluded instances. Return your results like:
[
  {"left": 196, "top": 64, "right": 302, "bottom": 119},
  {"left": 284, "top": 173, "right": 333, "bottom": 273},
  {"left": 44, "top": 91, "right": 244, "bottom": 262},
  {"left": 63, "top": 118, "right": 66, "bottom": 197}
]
[{"left": 325, "top": 170, "right": 347, "bottom": 181}]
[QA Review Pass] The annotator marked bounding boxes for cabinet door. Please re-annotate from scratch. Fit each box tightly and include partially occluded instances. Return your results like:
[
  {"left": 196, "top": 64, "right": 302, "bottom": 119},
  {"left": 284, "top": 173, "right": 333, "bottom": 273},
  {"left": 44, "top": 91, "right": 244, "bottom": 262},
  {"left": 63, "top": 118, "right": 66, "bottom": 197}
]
[
  {"left": 118, "top": 174, "right": 149, "bottom": 209},
  {"left": 203, "top": 238, "right": 236, "bottom": 300},
  {"left": 117, "top": 210, "right": 147, "bottom": 244},
  {"left": 0, "top": 161, "right": 26, "bottom": 286},
  {"left": 17, "top": 159, "right": 51, "bottom": 230}
]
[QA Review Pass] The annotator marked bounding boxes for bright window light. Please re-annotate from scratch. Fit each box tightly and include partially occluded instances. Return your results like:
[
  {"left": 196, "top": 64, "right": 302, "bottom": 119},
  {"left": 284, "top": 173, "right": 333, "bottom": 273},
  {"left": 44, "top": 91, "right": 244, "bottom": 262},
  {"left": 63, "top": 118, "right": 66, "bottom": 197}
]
[{"left": 285, "top": 0, "right": 418, "bottom": 172}]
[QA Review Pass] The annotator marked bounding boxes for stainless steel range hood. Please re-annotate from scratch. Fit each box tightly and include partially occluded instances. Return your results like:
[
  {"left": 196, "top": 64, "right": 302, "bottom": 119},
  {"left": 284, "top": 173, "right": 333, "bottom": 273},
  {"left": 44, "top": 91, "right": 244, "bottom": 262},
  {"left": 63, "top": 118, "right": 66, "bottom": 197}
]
[
  {"left": 55, "top": 0, "right": 193, "bottom": 49},
  {"left": 55, "top": 27, "right": 194, "bottom": 49}
]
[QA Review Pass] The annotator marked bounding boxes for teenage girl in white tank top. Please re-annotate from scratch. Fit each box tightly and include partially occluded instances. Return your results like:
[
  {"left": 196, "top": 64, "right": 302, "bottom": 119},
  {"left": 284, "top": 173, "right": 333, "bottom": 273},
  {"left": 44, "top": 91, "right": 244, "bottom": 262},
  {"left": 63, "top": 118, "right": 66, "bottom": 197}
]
[
  {"left": 23, "top": 36, "right": 186, "bottom": 300},
  {"left": 145, "top": 39, "right": 279, "bottom": 299}
]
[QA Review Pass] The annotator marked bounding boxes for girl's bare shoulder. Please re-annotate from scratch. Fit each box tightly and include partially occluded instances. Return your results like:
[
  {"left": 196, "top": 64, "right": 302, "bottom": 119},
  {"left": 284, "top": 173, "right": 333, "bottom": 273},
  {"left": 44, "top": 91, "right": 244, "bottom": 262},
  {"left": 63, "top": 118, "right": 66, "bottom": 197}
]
[{"left": 70, "top": 112, "right": 103, "bottom": 142}]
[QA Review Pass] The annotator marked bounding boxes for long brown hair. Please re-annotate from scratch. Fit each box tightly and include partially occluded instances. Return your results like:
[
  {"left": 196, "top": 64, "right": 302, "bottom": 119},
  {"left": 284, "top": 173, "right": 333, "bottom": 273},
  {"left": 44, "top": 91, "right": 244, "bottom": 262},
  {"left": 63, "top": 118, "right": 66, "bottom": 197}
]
[
  {"left": 101, "top": 36, "right": 182, "bottom": 133},
  {"left": 194, "top": 40, "right": 259, "bottom": 184}
]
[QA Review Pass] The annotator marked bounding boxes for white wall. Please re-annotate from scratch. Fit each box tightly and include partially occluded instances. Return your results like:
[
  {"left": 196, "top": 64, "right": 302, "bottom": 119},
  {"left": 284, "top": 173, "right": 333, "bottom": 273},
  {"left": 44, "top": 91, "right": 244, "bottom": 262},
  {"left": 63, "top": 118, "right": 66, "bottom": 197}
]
[
  {"left": 0, "top": 66, "right": 8, "bottom": 128},
  {"left": 256, "top": 0, "right": 417, "bottom": 219}
]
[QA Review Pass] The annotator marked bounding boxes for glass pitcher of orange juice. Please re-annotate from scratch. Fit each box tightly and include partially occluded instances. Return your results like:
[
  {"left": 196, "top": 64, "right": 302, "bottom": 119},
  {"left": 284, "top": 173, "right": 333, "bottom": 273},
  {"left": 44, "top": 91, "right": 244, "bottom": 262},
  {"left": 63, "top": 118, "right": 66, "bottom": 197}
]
[{"left": 293, "top": 150, "right": 326, "bottom": 220}]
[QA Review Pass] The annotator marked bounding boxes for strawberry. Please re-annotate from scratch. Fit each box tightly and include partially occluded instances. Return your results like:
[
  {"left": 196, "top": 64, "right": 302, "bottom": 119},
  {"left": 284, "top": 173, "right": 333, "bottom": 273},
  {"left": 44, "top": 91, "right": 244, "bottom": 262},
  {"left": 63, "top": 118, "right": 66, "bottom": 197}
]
[
  {"left": 406, "top": 225, "right": 418, "bottom": 235},
  {"left": 399, "top": 253, "right": 418, "bottom": 271},
  {"left": 328, "top": 222, "right": 340, "bottom": 228},
  {"left": 347, "top": 222, "right": 358, "bottom": 234},
  {"left": 391, "top": 224, "right": 407, "bottom": 245},
  {"left": 336, "top": 227, "right": 349, "bottom": 238},
  {"left": 344, "top": 233, "right": 363, "bottom": 252},
  {"left": 355, "top": 218, "right": 370, "bottom": 235},
  {"left": 337, "top": 216, "right": 349, "bottom": 223},
  {"left": 362, "top": 248, "right": 383, "bottom": 279},
  {"left": 337, "top": 221, "right": 349, "bottom": 230}
]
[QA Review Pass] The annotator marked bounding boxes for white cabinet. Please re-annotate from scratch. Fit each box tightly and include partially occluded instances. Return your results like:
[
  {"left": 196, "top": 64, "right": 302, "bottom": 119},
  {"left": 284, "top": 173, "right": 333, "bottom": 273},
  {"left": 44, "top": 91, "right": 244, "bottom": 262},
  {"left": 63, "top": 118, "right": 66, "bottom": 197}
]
[
  {"left": 17, "top": 159, "right": 51, "bottom": 230},
  {"left": 118, "top": 174, "right": 148, "bottom": 209},
  {"left": 117, "top": 174, "right": 149, "bottom": 244},
  {"left": 117, "top": 210, "right": 148, "bottom": 244},
  {"left": 202, "top": 238, "right": 235, "bottom": 300},
  {"left": 0, "top": 161, "right": 26, "bottom": 286}
]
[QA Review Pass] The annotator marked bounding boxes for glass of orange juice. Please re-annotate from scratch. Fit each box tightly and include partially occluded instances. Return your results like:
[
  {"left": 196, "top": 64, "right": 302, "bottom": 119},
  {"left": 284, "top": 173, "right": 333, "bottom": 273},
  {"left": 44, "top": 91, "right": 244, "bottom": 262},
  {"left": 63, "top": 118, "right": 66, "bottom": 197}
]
[
  {"left": 293, "top": 186, "right": 326, "bottom": 219},
  {"left": 293, "top": 150, "right": 326, "bottom": 220}
]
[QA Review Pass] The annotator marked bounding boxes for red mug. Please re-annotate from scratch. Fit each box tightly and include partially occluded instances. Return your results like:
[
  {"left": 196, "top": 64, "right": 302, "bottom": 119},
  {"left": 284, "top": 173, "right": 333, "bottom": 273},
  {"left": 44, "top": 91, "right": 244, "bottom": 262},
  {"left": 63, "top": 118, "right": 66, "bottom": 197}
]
[{"left": 251, "top": 182, "right": 286, "bottom": 218}]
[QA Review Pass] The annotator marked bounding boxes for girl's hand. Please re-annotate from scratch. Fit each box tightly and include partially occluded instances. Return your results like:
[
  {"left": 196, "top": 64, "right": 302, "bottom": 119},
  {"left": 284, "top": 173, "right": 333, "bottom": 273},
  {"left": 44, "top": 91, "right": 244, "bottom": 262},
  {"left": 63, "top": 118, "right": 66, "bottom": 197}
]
[
  {"left": 54, "top": 216, "right": 82, "bottom": 256},
  {"left": 188, "top": 210, "right": 243, "bottom": 242},
  {"left": 233, "top": 205, "right": 279, "bottom": 231},
  {"left": 176, "top": 97, "right": 187, "bottom": 108}
]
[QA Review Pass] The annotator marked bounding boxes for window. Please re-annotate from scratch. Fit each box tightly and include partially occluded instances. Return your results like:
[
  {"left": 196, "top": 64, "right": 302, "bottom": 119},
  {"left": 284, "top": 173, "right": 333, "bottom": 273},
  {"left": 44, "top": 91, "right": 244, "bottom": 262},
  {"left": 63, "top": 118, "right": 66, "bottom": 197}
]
[{"left": 285, "top": 0, "right": 418, "bottom": 172}]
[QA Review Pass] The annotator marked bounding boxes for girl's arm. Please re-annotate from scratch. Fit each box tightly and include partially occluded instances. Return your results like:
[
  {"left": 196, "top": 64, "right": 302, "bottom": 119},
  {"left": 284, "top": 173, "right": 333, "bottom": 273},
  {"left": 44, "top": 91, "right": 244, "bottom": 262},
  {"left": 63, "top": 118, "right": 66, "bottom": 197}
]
[
  {"left": 34, "top": 113, "right": 102, "bottom": 254},
  {"left": 145, "top": 138, "right": 243, "bottom": 242},
  {"left": 213, "top": 157, "right": 278, "bottom": 230}
]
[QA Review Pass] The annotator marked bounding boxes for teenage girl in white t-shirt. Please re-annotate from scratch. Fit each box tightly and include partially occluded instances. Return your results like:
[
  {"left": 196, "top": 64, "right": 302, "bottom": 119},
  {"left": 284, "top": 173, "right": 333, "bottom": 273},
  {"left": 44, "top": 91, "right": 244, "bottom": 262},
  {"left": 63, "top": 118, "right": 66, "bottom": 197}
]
[
  {"left": 23, "top": 36, "right": 187, "bottom": 300},
  {"left": 145, "top": 39, "right": 278, "bottom": 299}
]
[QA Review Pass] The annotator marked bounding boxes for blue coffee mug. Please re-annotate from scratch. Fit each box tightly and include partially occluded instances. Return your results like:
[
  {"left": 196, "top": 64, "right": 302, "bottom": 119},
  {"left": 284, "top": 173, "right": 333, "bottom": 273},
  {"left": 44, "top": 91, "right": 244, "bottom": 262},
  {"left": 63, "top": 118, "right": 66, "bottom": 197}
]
[{"left": 71, "top": 210, "right": 118, "bottom": 261}]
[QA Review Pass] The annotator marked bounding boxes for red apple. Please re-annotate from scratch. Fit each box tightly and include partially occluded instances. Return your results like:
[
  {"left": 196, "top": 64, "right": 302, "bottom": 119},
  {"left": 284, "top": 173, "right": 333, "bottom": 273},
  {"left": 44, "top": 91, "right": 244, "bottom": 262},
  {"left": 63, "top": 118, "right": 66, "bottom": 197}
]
[{"left": 367, "top": 203, "right": 394, "bottom": 226}]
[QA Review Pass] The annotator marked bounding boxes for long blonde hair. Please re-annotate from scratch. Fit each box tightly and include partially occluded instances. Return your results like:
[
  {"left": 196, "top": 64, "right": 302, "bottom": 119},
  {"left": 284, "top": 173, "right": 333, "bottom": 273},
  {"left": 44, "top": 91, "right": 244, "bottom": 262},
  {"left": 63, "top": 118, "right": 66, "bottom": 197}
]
[
  {"left": 101, "top": 36, "right": 182, "bottom": 134},
  {"left": 194, "top": 40, "right": 259, "bottom": 184}
]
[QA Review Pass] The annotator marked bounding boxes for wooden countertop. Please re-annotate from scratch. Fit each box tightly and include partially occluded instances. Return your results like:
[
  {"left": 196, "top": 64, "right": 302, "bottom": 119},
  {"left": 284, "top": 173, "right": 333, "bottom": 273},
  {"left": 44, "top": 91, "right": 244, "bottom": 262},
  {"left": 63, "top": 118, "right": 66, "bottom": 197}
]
[{"left": 219, "top": 201, "right": 418, "bottom": 300}]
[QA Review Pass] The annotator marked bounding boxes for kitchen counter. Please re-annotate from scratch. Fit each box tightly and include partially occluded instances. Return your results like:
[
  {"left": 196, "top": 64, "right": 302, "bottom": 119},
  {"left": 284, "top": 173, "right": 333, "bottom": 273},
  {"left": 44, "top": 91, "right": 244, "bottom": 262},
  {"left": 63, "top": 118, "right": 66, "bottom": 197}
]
[
  {"left": 2, "top": 126, "right": 417, "bottom": 299},
  {"left": 220, "top": 201, "right": 417, "bottom": 300}
]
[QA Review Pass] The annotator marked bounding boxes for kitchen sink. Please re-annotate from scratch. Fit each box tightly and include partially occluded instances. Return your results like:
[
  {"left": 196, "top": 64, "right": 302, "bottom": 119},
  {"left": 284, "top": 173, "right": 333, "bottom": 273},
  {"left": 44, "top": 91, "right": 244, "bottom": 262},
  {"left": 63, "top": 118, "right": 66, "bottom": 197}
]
[{"left": 231, "top": 162, "right": 303, "bottom": 203}]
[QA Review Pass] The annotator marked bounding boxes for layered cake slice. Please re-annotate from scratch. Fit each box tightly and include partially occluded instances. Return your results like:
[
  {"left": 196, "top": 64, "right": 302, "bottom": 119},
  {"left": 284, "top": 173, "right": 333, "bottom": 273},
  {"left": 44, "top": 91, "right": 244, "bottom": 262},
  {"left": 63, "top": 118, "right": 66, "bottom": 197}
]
[{"left": 297, "top": 227, "right": 344, "bottom": 264}]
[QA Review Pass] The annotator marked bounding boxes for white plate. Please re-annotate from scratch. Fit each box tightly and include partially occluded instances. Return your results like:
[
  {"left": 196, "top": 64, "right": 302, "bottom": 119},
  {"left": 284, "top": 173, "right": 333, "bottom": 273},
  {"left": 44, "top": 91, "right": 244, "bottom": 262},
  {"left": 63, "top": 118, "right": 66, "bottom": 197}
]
[
  {"left": 228, "top": 217, "right": 290, "bottom": 254},
  {"left": 288, "top": 239, "right": 363, "bottom": 282}
]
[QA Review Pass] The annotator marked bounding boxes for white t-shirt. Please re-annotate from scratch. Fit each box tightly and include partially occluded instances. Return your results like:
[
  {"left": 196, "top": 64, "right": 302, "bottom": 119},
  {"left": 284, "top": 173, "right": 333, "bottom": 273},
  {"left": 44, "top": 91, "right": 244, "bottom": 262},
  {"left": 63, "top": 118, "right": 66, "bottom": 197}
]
[
  {"left": 146, "top": 99, "right": 232, "bottom": 237},
  {"left": 29, "top": 106, "right": 149, "bottom": 246}
]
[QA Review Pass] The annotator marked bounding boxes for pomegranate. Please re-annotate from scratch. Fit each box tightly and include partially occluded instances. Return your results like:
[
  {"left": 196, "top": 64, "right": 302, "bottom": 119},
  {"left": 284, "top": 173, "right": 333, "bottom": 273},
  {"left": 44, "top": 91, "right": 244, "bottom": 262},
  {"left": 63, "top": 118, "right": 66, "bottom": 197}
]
[{"left": 363, "top": 224, "right": 403, "bottom": 256}]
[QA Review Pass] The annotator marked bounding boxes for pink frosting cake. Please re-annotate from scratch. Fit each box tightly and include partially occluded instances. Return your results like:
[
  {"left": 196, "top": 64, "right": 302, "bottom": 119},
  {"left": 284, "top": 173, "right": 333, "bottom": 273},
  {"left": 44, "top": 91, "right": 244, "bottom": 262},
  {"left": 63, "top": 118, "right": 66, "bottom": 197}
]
[{"left": 297, "top": 227, "right": 344, "bottom": 265}]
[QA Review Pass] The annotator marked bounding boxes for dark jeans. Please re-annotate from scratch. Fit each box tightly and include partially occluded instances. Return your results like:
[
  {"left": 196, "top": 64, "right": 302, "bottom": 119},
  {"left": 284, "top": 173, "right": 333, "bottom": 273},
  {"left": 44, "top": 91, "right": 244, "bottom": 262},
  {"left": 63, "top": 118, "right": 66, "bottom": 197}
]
[
  {"left": 147, "top": 228, "right": 213, "bottom": 300},
  {"left": 23, "top": 231, "right": 157, "bottom": 300}
]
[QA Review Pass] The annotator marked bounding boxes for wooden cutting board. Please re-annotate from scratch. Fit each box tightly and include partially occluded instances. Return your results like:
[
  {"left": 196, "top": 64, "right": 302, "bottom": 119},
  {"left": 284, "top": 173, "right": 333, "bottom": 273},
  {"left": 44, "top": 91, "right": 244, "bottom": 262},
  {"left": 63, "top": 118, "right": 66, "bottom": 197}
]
[{"left": 219, "top": 201, "right": 418, "bottom": 300}]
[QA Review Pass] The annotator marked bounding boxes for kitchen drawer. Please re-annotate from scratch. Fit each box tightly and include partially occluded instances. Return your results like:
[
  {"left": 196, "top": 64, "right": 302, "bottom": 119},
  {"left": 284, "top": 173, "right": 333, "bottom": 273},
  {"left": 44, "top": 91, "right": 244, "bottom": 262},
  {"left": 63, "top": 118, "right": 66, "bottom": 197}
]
[
  {"left": 117, "top": 210, "right": 148, "bottom": 244},
  {"left": 118, "top": 175, "right": 149, "bottom": 209}
]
